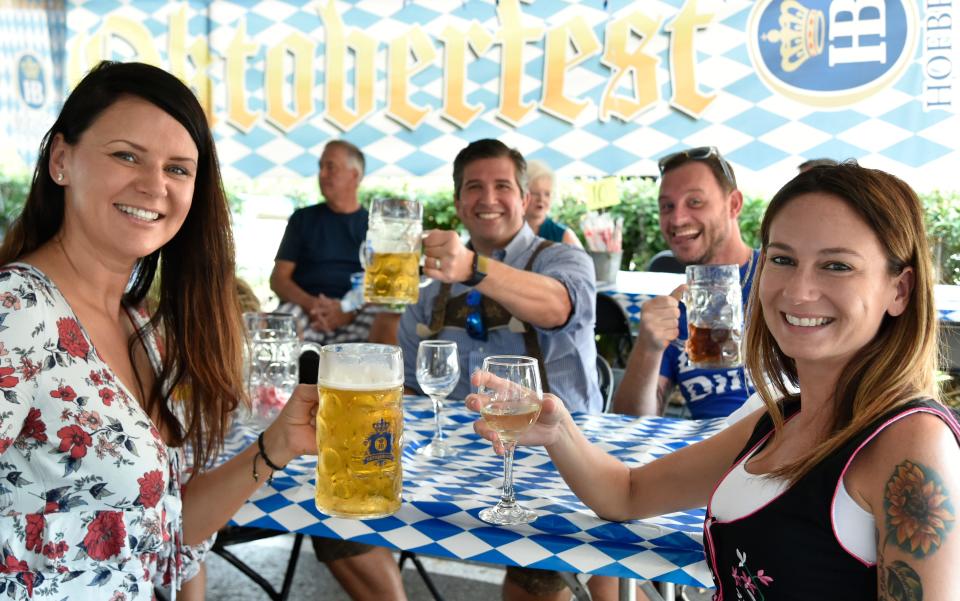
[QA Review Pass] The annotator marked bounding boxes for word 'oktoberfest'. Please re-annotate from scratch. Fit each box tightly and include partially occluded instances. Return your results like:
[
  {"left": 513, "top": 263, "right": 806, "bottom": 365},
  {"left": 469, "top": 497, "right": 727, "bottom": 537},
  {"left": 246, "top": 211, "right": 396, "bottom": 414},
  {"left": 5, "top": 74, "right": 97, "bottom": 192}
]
[{"left": 68, "top": 0, "right": 719, "bottom": 132}]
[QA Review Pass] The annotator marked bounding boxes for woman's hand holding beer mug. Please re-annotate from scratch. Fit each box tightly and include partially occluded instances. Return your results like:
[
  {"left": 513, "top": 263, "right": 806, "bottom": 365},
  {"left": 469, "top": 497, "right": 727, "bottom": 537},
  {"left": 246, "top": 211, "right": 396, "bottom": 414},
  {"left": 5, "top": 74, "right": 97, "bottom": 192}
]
[{"left": 258, "top": 383, "right": 320, "bottom": 471}]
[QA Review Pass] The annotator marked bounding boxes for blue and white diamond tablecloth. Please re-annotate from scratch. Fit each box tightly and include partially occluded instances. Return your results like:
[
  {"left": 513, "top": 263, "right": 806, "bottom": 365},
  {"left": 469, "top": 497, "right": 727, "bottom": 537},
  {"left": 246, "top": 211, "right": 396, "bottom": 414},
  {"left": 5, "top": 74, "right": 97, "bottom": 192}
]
[
  {"left": 226, "top": 398, "right": 726, "bottom": 586},
  {"left": 600, "top": 271, "right": 960, "bottom": 327}
]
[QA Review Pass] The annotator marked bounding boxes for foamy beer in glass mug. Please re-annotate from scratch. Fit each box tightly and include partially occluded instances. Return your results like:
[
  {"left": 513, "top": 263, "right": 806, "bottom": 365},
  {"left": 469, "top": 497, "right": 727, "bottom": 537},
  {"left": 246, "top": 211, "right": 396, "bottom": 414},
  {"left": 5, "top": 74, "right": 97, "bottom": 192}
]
[
  {"left": 684, "top": 264, "right": 743, "bottom": 368},
  {"left": 316, "top": 343, "right": 404, "bottom": 518},
  {"left": 362, "top": 197, "right": 429, "bottom": 304}
]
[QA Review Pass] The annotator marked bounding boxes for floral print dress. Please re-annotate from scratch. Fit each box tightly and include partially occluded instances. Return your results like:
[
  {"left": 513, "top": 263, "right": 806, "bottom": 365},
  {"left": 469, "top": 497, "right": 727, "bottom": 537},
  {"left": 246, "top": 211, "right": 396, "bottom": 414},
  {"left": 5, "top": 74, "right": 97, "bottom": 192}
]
[{"left": 0, "top": 263, "right": 206, "bottom": 600}]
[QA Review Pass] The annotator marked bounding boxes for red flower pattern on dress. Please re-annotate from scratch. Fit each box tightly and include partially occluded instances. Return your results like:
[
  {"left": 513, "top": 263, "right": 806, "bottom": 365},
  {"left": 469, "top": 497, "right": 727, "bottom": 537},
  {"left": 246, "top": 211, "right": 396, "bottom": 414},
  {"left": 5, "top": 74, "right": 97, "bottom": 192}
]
[
  {"left": 82, "top": 511, "right": 126, "bottom": 561},
  {"left": 0, "top": 291, "right": 20, "bottom": 309},
  {"left": 56, "top": 317, "right": 89, "bottom": 359},
  {"left": 41, "top": 540, "right": 68, "bottom": 560},
  {"left": 138, "top": 470, "right": 165, "bottom": 509},
  {"left": 0, "top": 555, "right": 34, "bottom": 595},
  {"left": 18, "top": 356, "right": 41, "bottom": 381},
  {"left": 77, "top": 411, "right": 102, "bottom": 430},
  {"left": 51, "top": 384, "right": 77, "bottom": 402},
  {"left": 0, "top": 555, "right": 27, "bottom": 574},
  {"left": 25, "top": 514, "right": 45, "bottom": 553},
  {"left": 56, "top": 425, "right": 92, "bottom": 459},
  {"left": 0, "top": 366, "right": 19, "bottom": 388},
  {"left": 20, "top": 408, "right": 48, "bottom": 443},
  {"left": 99, "top": 388, "right": 116, "bottom": 406},
  {"left": 0, "top": 267, "right": 201, "bottom": 596}
]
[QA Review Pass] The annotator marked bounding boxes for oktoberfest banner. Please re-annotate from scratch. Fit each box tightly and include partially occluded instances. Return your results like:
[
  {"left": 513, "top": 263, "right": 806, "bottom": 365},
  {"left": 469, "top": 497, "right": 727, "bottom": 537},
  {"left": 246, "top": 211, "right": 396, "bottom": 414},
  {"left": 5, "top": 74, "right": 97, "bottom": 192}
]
[{"left": 3, "top": 0, "right": 958, "bottom": 193}]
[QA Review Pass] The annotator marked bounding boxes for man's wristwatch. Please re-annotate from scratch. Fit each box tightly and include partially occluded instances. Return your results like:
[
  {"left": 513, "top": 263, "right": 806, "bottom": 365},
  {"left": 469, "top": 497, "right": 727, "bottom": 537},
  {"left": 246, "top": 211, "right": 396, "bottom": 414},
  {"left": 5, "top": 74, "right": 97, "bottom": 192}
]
[{"left": 464, "top": 251, "right": 489, "bottom": 287}]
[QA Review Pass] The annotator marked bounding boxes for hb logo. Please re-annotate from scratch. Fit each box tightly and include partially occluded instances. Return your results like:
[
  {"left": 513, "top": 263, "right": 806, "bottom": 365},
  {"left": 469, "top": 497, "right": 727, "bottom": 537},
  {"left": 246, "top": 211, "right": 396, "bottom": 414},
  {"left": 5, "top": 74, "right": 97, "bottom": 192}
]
[{"left": 748, "top": 0, "right": 918, "bottom": 107}]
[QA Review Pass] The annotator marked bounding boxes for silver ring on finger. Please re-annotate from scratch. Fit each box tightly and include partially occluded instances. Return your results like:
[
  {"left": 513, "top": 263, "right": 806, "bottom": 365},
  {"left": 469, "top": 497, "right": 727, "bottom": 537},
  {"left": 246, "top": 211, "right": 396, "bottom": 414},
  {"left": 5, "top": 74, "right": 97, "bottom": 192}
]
[{"left": 435, "top": 257, "right": 442, "bottom": 270}]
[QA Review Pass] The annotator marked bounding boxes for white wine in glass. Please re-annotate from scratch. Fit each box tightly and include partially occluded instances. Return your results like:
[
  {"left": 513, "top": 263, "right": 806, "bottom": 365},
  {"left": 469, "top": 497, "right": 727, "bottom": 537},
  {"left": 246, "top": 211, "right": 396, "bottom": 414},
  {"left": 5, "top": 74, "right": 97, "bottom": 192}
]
[
  {"left": 478, "top": 355, "right": 543, "bottom": 526},
  {"left": 415, "top": 340, "right": 460, "bottom": 457}
]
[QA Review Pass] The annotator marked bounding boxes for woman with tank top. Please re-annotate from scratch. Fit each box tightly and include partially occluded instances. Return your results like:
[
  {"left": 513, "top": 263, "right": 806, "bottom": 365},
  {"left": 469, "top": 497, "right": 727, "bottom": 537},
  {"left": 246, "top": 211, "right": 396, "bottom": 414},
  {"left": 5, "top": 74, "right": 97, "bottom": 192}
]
[{"left": 470, "top": 163, "right": 960, "bottom": 600}]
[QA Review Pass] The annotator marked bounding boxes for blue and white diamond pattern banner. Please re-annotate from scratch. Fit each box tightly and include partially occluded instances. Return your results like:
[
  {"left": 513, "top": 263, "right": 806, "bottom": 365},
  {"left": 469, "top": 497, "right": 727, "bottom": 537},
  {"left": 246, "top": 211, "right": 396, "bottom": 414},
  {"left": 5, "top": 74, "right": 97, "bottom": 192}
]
[
  {"left": 0, "top": 0, "right": 66, "bottom": 171},
  {"left": 1, "top": 0, "right": 956, "bottom": 195},
  {"left": 225, "top": 399, "right": 727, "bottom": 585}
]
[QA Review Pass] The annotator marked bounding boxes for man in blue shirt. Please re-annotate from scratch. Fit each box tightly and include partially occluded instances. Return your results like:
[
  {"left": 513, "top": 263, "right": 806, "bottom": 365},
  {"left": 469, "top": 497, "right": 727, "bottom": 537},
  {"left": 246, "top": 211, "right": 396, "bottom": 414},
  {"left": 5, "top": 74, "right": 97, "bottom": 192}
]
[
  {"left": 398, "top": 139, "right": 602, "bottom": 601},
  {"left": 612, "top": 147, "right": 758, "bottom": 420},
  {"left": 398, "top": 139, "right": 602, "bottom": 414},
  {"left": 271, "top": 140, "right": 372, "bottom": 344},
  {"left": 398, "top": 140, "right": 602, "bottom": 413}
]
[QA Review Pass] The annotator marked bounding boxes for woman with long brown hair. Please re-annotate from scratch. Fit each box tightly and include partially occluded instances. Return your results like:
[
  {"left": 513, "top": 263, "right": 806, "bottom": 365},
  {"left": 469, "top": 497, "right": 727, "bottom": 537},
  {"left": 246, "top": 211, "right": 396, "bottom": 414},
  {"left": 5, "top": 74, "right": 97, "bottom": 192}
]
[
  {"left": 471, "top": 163, "right": 960, "bottom": 599},
  {"left": 0, "top": 61, "right": 317, "bottom": 599}
]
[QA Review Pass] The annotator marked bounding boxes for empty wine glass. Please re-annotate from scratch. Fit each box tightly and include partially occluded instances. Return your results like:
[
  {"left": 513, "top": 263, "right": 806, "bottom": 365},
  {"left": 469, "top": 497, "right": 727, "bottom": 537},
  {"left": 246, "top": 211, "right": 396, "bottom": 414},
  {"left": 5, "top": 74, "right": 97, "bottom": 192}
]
[
  {"left": 415, "top": 340, "right": 460, "bottom": 457},
  {"left": 477, "top": 355, "right": 543, "bottom": 526}
]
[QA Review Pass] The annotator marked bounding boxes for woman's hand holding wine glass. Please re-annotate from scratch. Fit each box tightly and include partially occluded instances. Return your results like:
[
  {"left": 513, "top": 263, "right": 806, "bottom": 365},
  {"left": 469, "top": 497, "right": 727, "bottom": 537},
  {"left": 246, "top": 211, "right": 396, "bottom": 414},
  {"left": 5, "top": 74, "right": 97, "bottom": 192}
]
[
  {"left": 470, "top": 355, "right": 547, "bottom": 526},
  {"left": 467, "top": 371, "right": 566, "bottom": 454}
]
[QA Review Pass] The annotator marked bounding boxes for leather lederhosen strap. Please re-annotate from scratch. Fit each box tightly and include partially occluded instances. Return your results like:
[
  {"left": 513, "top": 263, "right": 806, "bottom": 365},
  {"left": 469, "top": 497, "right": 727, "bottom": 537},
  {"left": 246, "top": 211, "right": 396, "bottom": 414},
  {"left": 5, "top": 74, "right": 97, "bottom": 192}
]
[{"left": 423, "top": 240, "right": 554, "bottom": 393}]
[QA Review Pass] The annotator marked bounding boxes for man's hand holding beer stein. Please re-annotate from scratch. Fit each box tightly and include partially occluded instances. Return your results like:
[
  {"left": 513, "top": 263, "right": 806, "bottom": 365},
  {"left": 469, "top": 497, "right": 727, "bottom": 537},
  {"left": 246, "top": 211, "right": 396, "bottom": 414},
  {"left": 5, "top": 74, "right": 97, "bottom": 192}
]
[
  {"left": 421, "top": 229, "right": 476, "bottom": 284},
  {"left": 636, "top": 285, "right": 687, "bottom": 353}
]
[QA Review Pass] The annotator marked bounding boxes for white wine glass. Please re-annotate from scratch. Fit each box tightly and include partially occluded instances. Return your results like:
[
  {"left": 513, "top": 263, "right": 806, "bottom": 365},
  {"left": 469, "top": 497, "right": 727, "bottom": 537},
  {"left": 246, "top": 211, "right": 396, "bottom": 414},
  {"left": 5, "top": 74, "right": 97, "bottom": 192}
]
[
  {"left": 477, "top": 355, "right": 543, "bottom": 526},
  {"left": 415, "top": 340, "right": 460, "bottom": 457}
]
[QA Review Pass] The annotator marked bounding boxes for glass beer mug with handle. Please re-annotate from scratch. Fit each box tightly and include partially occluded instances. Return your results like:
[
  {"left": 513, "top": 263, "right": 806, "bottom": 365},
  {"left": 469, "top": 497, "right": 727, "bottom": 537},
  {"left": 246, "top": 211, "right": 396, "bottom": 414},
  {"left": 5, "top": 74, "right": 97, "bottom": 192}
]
[
  {"left": 243, "top": 312, "right": 321, "bottom": 428},
  {"left": 684, "top": 264, "right": 743, "bottom": 369},
  {"left": 361, "top": 197, "right": 431, "bottom": 304},
  {"left": 316, "top": 343, "right": 404, "bottom": 518}
]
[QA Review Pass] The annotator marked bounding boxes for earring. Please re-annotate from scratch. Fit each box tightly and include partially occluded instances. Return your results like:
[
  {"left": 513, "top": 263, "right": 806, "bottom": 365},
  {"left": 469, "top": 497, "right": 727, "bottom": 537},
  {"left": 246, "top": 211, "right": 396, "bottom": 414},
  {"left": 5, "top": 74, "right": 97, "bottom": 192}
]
[{"left": 56, "top": 172, "right": 64, "bottom": 183}]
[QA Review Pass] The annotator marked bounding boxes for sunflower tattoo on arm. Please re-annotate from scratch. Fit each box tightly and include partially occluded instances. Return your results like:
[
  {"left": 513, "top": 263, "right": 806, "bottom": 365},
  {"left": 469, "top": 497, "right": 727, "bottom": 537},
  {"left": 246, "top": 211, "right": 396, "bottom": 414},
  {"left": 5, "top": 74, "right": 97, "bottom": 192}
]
[
  {"left": 878, "top": 459, "right": 955, "bottom": 600},
  {"left": 885, "top": 459, "right": 955, "bottom": 557}
]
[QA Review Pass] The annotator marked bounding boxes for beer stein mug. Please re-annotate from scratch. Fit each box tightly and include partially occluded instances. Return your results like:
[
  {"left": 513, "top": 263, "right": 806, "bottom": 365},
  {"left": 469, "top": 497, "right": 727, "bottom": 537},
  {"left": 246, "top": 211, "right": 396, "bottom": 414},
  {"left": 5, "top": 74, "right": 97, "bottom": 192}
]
[
  {"left": 361, "top": 197, "right": 430, "bottom": 304},
  {"left": 243, "top": 312, "right": 320, "bottom": 428},
  {"left": 316, "top": 343, "right": 404, "bottom": 518},
  {"left": 684, "top": 265, "right": 743, "bottom": 369}
]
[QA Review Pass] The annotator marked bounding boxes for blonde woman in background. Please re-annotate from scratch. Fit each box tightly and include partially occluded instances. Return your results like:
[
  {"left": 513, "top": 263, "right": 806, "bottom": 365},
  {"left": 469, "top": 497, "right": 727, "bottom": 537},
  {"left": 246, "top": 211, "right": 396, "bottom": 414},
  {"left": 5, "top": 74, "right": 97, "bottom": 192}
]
[{"left": 524, "top": 160, "right": 582, "bottom": 247}]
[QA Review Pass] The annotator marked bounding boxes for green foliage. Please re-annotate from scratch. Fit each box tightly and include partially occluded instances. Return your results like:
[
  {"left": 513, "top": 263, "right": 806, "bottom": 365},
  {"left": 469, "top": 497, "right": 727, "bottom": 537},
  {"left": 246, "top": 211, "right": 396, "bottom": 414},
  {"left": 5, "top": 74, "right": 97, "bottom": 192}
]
[
  {"left": 1, "top": 169, "right": 958, "bottom": 286},
  {"left": 552, "top": 178, "right": 769, "bottom": 271},
  {"left": 359, "top": 185, "right": 462, "bottom": 232},
  {"left": 925, "top": 190, "right": 960, "bottom": 285},
  {"left": 0, "top": 170, "right": 32, "bottom": 234}
]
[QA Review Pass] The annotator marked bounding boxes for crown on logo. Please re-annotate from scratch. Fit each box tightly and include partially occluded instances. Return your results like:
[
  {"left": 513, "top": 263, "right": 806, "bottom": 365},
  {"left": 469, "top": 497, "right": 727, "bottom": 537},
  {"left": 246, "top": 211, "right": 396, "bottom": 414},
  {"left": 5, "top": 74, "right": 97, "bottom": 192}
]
[
  {"left": 762, "top": 0, "right": 825, "bottom": 72},
  {"left": 20, "top": 55, "right": 41, "bottom": 79},
  {"left": 372, "top": 418, "right": 390, "bottom": 433}
]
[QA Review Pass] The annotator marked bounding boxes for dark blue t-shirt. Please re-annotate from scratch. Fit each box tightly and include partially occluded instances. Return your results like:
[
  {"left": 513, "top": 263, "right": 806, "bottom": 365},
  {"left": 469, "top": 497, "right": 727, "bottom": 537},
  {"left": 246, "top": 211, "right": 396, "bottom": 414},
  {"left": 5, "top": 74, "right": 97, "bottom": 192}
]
[
  {"left": 275, "top": 203, "right": 367, "bottom": 299},
  {"left": 660, "top": 250, "right": 760, "bottom": 419}
]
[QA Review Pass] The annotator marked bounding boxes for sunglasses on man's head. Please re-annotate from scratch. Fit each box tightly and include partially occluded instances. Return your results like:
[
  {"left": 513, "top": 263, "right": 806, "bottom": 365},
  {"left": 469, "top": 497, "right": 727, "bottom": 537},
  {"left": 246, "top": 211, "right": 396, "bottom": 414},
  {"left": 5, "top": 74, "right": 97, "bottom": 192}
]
[
  {"left": 465, "top": 290, "right": 487, "bottom": 342},
  {"left": 657, "top": 146, "right": 736, "bottom": 189}
]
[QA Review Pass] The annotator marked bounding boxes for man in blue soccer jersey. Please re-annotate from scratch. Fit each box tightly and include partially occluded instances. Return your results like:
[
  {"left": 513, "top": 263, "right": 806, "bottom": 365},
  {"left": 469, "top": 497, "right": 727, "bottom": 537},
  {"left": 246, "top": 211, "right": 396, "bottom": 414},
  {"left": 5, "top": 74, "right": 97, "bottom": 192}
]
[{"left": 612, "top": 147, "right": 759, "bottom": 419}]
